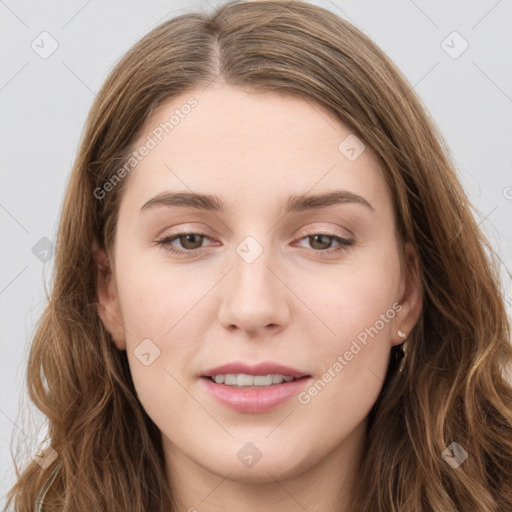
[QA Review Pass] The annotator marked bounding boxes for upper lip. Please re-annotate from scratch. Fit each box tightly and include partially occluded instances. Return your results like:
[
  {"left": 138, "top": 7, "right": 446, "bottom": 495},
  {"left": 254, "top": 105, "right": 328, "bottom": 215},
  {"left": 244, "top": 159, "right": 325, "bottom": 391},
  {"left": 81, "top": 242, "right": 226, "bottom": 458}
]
[{"left": 202, "top": 361, "right": 310, "bottom": 379}]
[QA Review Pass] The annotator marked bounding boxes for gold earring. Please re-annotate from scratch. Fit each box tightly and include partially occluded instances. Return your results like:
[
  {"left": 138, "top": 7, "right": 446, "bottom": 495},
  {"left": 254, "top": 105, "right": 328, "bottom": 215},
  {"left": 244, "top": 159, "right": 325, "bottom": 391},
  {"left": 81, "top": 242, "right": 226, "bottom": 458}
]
[{"left": 398, "top": 330, "right": 408, "bottom": 372}]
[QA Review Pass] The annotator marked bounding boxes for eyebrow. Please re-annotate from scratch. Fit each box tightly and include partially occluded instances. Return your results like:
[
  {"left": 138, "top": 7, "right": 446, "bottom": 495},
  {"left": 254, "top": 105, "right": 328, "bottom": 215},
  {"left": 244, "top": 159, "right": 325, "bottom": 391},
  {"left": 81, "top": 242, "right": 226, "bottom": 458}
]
[{"left": 140, "top": 190, "right": 375, "bottom": 214}]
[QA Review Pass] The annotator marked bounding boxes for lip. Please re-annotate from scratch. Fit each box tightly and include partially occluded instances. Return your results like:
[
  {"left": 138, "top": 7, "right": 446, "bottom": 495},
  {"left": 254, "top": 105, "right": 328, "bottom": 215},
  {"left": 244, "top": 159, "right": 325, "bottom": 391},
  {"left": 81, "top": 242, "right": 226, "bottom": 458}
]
[
  {"left": 200, "top": 361, "right": 311, "bottom": 414},
  {"left": 200, "top": 376, "right": 312, "bottom": 413},
  {"left": 202, "top": 361, "right": 309, "bottom": 379}
]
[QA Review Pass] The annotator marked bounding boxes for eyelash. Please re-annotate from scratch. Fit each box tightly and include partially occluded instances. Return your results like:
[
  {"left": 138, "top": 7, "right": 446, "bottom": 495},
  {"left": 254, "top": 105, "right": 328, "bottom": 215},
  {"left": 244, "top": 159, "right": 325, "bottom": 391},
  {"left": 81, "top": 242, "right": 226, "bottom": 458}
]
[{"left": 154, "top": 230, "right": 354, "bottom": 257}]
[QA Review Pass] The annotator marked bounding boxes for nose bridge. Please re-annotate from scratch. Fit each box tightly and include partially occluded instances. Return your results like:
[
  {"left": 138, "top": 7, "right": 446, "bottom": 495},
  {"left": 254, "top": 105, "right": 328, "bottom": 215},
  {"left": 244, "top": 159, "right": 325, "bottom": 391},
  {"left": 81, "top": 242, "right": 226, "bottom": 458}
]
[
  {"left": 217, "top": 232, "right": 289, "bottom": 333},
  {"left": 232, "top": 233, "right": 280, "bottom": 302}
]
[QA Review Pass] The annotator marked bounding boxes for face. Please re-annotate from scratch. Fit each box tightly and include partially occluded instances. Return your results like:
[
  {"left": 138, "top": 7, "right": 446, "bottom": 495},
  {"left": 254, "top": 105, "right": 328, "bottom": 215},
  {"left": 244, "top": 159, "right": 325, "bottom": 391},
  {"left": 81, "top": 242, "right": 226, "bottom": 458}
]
[{"left": 96, "top": 84, "right": 422, "bottom": 487}]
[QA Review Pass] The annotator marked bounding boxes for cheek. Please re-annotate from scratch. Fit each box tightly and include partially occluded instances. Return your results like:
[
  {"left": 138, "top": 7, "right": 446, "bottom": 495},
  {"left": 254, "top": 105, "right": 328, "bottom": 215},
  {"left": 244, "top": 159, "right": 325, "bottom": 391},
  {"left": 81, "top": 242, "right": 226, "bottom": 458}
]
[
  {"left": 295, "top": 251, "right": 400, "bottom": 400},
  {"left": 301, "top": 246, "right": 400, "bottom": 343},
  {"left": 115, "top": 251, "right": 202, "bottom": 338},
  {"left": 294, "top": 275, "right": 399, "bottom": 438},
  {"left": 114, "top": 259, "right": 211, "bottom": 411}
]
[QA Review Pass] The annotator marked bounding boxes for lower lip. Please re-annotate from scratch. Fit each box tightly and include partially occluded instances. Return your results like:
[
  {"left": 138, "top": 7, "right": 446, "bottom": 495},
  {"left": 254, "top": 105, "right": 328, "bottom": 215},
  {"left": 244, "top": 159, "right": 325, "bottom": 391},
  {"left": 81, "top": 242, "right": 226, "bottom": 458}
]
[{"left": 200, "top": 377, "right": 311, "bottom": 414}]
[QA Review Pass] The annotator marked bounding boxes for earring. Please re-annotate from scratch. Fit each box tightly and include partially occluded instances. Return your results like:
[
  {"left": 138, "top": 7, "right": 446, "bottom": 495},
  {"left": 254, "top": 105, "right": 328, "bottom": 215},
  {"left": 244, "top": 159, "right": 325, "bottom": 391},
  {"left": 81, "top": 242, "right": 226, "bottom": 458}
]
[{"left": 397, "top": 330, "right": 408, "bottom": 373}]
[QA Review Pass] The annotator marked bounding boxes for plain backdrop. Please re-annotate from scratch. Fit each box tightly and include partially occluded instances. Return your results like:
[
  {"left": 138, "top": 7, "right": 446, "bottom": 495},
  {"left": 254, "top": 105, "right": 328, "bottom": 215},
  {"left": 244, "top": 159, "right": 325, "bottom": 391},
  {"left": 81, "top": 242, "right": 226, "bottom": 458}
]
[{"left": 1, "top": 0, "right": 511, "bottom": 505}]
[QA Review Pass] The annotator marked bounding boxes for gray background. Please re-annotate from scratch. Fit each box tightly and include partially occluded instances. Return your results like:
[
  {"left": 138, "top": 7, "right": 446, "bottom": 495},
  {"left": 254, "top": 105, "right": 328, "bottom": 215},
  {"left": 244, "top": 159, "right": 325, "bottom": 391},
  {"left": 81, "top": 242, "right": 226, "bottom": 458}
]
[{"left": 1, "top": 0, "right": 511, "bottom": 504}]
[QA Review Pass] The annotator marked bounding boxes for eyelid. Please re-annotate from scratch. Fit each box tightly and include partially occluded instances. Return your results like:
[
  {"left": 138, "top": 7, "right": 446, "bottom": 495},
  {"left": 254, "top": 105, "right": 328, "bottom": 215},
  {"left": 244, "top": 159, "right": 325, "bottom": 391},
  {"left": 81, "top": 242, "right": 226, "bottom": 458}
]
[
  {"left": 295, "top": 225, "right": 352, "bottom": 239},
  {"left": 154, "top": 226, "right": 355, "bottom": 258},
  {"left": 156, "top": 224, "right": 352, "bottom": 245}
]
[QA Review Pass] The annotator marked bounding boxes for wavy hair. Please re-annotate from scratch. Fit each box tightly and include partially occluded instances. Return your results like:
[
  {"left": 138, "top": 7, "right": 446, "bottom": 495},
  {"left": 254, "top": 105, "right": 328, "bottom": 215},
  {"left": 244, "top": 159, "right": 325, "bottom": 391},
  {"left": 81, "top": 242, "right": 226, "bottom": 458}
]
[{"left": 6, "top": 1, "right": 512, "bottom": 510}]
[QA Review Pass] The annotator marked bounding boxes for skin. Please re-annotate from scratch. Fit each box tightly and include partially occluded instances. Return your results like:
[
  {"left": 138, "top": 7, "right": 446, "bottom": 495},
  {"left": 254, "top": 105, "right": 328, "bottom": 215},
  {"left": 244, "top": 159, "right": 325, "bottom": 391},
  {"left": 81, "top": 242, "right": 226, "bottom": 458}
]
[{"left": 95, "top": 83, "right": 422, "bottom": 512}]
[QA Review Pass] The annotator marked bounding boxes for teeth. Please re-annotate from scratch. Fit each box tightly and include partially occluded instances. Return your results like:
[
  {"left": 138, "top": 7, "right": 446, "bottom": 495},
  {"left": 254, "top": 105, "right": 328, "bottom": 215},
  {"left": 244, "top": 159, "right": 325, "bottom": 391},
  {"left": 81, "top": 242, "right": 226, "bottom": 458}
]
[
  {"left": 254, "top": 375, "right": 272, "bottom": 386},
  {"left": 237, "top": 374, "right": 253, "bottom": 386},
  {"left": 211, "top": 373, "right": 296, "bottom": 387}
]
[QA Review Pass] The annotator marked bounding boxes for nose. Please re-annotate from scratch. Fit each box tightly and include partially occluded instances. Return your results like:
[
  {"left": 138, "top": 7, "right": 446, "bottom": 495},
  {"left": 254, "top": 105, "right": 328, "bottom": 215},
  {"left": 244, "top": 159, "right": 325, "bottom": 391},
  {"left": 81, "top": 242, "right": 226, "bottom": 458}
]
[{"left": 217, "top": 242, "right": 290, "bottom": 337}]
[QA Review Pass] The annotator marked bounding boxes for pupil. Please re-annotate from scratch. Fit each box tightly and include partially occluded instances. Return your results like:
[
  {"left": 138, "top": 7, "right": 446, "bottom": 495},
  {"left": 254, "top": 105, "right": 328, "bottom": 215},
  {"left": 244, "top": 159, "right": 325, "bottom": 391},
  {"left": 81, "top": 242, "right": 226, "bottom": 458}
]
[
  {"left": 182, "top": 234, "right": 202, "bottom": 249},
  {"left": 311, "top": 234, "right": 330, "bottom": 250}
]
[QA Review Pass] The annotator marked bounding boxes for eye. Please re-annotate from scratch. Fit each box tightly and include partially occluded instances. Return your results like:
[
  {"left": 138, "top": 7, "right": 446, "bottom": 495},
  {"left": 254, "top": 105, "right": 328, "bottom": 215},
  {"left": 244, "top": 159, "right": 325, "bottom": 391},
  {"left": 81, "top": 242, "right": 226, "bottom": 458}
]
[
  {"left": 154, "top": 231, "right": 354, "bottom": 257},
  {"left": 293, "top": 232, "right": 354, "bottom": 256},
  {"left": 155, "top": 231, "right": 214, "bottom": 254}
]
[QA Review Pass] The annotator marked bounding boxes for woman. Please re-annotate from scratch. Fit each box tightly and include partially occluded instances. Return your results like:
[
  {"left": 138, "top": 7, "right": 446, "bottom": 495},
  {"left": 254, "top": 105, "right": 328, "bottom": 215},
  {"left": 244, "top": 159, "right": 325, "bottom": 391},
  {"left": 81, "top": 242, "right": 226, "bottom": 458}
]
[{"left": 6, "top": 0, "right": 512, "bottom": 510}]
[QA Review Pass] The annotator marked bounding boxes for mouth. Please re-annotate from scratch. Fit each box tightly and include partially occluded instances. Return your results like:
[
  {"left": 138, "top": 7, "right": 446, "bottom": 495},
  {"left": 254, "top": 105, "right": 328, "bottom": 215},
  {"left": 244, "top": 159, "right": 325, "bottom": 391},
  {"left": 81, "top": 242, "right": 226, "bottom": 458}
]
[
  {"left": 203, "top": 373, "right": 309, "bottom": 389},
  {"left": 199, "top": 362, "right": 312, "bottom": 413},
  {"left": 202, "top": 361, "right": 309, "bottom": 381}
]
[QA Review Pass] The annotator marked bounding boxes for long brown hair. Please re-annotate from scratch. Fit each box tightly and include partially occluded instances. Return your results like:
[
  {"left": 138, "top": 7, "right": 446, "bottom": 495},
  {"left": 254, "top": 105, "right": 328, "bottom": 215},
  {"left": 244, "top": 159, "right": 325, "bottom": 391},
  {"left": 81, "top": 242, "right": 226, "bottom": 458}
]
[{"left": 6, "top": 1, "right": 512, "bottom": 510}]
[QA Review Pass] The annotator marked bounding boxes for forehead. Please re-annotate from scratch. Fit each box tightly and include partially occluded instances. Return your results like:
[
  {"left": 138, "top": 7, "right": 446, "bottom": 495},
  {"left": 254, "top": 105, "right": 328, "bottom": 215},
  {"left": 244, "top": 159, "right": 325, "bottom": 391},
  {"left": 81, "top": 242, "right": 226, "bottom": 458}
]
[{"left": 123, "top": 84, "right": 389, "bottom": 214}]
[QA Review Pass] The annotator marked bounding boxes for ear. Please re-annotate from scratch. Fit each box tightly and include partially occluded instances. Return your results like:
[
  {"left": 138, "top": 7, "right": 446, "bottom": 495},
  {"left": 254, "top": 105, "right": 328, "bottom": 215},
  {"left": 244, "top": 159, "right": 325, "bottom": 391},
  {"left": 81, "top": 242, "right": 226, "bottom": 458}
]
[
  {"left": 93, "top": 237, "right": 127, "bottom": 350},
  {"left": 393, "top": 241, "right": 423, "bottom": 346}
]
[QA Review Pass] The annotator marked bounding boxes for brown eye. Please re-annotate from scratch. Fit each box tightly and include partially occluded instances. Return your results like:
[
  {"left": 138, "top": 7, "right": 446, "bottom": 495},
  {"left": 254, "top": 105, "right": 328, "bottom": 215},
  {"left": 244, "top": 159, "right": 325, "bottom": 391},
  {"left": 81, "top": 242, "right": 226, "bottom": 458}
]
[
  {"left": 308, "top": 234, "right": 335, "bottom": 251},
  {"left": 155, "top": 231, "right": 353, "bottom": 258},
  {"left": 295, "top": 232, "right": 353, "bottom": 256},
  {"left": 176, "top": 233, "right": 204, "bottom": 250},
  {"left": 155, "top": 232, "right": 212, "bottom": 255}
]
